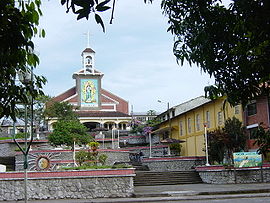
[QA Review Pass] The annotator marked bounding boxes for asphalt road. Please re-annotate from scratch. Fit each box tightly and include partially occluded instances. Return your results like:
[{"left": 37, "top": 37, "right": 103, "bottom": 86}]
[{"left": 162, "top": 197, "right": 270, "bottom": 203}]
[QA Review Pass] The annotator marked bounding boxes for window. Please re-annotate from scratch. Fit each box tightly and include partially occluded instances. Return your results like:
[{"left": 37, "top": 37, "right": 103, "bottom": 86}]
[
  {"left": 188, "top": 118, "right": 192, "bottom": 133},
  {"left": 206, "top": 111, "right": 211, "bottom": 128},
  {"left": 86, "top": 56, "right": 92, "bottom": 65},
  {"left": 247, "top": 102, "right": 257, "bottom": 116},
  {"left": 234, "top": 105, "right": 240, "bottom": 114},
  {"left": 179, "top": 121, "right": 183, "bottom": 136},
  {"left": 137, "top": 117, "right": 146, "bottom": 122},
  {"left": 9, "top": 129, "right": 14, "bottom": 135},
  {"left": 196, "top": 114, "right": 200, "bottom": 131},
  {"left": 217, "top": 111, "right": 223, "bottom": 126},
  {"left": 171, "top": 110, "right": 175, "bottom": 118}
]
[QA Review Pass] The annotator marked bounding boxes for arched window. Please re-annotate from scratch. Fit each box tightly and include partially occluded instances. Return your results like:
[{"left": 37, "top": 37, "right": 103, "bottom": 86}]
[{"left": 85, "top": 56, "right": 92, "bottom": 65}]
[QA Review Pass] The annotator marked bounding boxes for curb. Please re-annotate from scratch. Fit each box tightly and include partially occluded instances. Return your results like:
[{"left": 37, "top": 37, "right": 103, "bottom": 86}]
[{"left": 134, "top": 188, "right": 270, "bottom": 198}]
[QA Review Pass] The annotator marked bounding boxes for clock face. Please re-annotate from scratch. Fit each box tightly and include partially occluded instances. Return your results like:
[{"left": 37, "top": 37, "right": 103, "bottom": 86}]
[{"left": 36, "top": 156, "right": 50, "bottom": 170}]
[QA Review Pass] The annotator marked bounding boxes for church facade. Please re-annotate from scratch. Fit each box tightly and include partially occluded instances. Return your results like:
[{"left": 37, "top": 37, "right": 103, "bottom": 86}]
[{"left": 48, "top": 47, "right": 131, "bottom": 131}]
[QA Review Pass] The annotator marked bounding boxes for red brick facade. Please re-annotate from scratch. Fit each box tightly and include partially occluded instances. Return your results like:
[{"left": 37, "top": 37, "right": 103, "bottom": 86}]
[
  {"left": 52, "top": 87, "right": 129, "bottom": 116},
  {"left": 243, "top": 96, "right": 270, "bottom": 150}
]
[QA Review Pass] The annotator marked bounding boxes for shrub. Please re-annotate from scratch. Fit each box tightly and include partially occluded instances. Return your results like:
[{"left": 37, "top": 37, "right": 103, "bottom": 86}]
[
  {"left": 75, "top": 150, "right": 88, "bottom": 166},
  {"left": 98, "top": 154, "right": 108, "bottom": 165}
]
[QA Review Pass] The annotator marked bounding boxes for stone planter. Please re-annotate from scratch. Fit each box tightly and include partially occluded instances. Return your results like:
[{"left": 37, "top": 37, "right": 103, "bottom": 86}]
[{"left": 196, "top": 164, "right": 270, "bottom": 184}]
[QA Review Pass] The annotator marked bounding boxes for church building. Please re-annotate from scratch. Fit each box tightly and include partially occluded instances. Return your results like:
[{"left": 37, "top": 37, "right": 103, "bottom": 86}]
[{"left": 48, "top": 47, "right": 131, "bottom": 131}]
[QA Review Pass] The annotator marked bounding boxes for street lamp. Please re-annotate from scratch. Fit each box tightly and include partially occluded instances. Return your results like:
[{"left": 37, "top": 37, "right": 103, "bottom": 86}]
[
  {"left": 15, "top": 67, "right": 34, "bottom": 203},
  {"left": 158, "top": 100, "right": 171, "bottom": 156},
  {"left": 204, "top": 123, "right": 210, "bottom": 166}
]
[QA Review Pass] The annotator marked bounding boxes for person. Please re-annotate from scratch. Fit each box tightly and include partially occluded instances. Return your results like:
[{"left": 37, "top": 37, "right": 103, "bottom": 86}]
[{"left": 139, "top": 150, "right": 144, "bottom": 162}]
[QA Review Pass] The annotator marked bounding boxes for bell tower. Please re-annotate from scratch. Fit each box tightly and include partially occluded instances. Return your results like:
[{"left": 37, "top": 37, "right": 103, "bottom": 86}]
[{"left": 82, "top": 48, "right": 95, "bottom": 73}]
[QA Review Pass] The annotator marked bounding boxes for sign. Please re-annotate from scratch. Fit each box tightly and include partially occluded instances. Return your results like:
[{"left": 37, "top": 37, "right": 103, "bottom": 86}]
[
  {"left": 233, "top": 152, "right": 262, "bottom": 168},
  {"left": 80, "top": 79, "right": 99, "bottom": 107}
]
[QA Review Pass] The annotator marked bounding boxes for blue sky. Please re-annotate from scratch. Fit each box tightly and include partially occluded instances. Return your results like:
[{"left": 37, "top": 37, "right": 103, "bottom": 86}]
[{"left": 34, "top": 0, "right": 218, "bottom": 113}]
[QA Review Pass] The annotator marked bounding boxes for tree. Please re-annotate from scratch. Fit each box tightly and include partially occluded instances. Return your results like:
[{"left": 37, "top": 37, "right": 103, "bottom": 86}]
[
  {"left": 208, "top": 117, "right": 247, "bottom": 164},
  {"left": 44, "top": 101, "right": 77, "bottom": 121},
  {"left": 61, "top": 0, "right": 270, "bottom": 107},
  {"left": 60, "top": 0, "right": 153, "bottom": 31},
  {"left": 253, "top": 124, "right": 270, "bottom": 158},
  {"left": 0, "top": 0, "right": 46, "bottom": 121},
  {"left": 48, "top": 119, "right": 92, "bottom": 148},
  {"left": 147, "top": 110, "right": 156, "bottom": 116},
  {"left": 161, "top": 0, "right": 270, "bottom": 107}
]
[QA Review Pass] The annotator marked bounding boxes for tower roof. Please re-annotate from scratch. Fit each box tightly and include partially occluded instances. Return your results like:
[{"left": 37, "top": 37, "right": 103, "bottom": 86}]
[{"left": 82, "top": 48, "right": 95, "bottom": 53}]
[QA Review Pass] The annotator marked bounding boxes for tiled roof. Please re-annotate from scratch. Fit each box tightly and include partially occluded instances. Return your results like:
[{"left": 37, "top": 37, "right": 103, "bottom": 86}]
[
  {"left": 75, "top": 111, "right": 131, "bottom": 118},
  {"left": 78, "top": 69, "right": 102, "bottom": 74},
  {"left": 0, "top": 117, "right": 25, "bottom": 127},
  {"left": 174, "top": 96, "right": 211, "bottom": 116},
  {"left": 52, "top": 87, "right": 76, "bottom": 102},
  {"left": 82, "top": 48, "right": 95, "bottom": 53}
]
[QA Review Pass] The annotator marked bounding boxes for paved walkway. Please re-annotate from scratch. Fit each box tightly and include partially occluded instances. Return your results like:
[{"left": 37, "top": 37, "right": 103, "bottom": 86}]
[
  {"left": 134, "top": 182, "right": 270, "bottom": 197},
  {"left": 2, "top": 183, "right": 270, "bottom": 203}
]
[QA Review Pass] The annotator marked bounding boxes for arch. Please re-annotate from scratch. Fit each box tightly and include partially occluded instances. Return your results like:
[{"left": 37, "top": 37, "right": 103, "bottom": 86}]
[
  {"left": 85, "top": 56, "right": 92, "bottom": 65},
  {"left": 83, "top": 122, "right": 100, "bottom": 132},
  {"left": 118, "top": 122, "right": 128, "bottom": 130},
  {"left": 103, "top": 122, "right": 116, "bottom": 130}
]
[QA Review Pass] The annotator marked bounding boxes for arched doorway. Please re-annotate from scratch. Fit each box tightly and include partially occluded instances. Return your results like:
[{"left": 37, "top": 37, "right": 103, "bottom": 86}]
[
  {"left": 83, "top": 122, "right": 100, "bottom": 132},
  {"left": 104, "top": 122, "right": 116, "bottom": 130},
  {"left": 118, "top": 122, "right": 128, "bottom": 130}
]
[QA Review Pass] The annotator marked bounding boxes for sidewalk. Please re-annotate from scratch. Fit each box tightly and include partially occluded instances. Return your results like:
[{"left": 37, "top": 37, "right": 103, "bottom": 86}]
[{"left": 2, "top": 183, "right": 270, "bottom": 203}]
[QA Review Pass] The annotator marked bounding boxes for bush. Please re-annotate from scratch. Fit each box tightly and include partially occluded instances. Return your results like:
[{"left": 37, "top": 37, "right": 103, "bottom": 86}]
[
  {"left": 75, "top": 150, "right": 88, "bottom": 166},
  {"left": 170, "top": 143, "right": 182, "bottom": 155},
  {"left": 98, "top": 154, "right": 108, "bottom": 165}
]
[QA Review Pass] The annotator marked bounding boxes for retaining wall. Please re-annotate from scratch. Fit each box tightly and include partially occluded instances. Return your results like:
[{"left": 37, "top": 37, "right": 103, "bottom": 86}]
[
  {"left": 0, "top": 169, "right": 135, "bottom": 201},
  {"left": 15, "top": 149, "right": 130, "bottom": 171},
  {"left": 142, "top": 157, "right": 205, "bottom": 171},
  {"left": 196, "top": 165, "right": 270, "bottom": 184}
]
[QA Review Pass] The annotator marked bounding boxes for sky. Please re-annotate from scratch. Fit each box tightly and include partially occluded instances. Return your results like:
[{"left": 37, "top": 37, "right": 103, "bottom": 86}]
[{"left": 34, "top": 0, "right": 218, "bottom": 113}]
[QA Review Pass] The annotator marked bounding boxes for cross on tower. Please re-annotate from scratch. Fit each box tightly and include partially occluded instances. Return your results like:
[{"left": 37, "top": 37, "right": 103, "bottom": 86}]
[{"left": 84, "top": 31, "right": 92, "bottom": 48}]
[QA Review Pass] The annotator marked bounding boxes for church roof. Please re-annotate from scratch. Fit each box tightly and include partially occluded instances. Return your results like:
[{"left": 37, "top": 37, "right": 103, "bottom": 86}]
[
  {"left": 82, "top": 48, "right": 95, "bottom": 53},
  {"left": 52, "top": 87, "right": 76, "bottom": 102},
  {"left": 52, "top": 87, "right": 126, "bottom": 104},
  {"left": 75, "top": 111, "right": 131, "bottom": 118}
]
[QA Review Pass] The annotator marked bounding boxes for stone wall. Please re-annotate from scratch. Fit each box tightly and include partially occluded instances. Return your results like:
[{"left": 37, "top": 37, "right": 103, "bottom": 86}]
[
  {"left": 143, "top": 157, "right": 205, "bottom": 171},
  {"left": 0, "top": 169, "right": 134, "bottom": 201},
  {"left": 0, "top": 143, "right": 17, "bottom": 157},
  {"left": 0, "top": 140, "right": 49, "bottom": 157},
  {"left": 196, "top": 165, "right": 270, "bottom": 184},
  {"left": 15, "top": 149, "right": 130, "bottom": 171}
]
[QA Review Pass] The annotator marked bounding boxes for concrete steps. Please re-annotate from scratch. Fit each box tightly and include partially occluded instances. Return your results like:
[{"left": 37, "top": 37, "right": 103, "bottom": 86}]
[{"left": 134, "top": 170, "right": 203, "bottom": 186}]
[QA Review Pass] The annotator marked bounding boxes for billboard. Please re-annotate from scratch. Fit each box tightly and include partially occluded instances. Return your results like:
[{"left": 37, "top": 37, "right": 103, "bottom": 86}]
[
  {"left": 80, "top": 79, "right": 99, "bottom": 107},
  {"left": 233, "top": 152, "right": 262, "bottom": 168}
]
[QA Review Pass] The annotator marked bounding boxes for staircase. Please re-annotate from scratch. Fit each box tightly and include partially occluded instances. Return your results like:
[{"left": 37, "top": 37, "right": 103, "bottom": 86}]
[{"left": 134, "top": 170, "right": 203, "bottom": 186}]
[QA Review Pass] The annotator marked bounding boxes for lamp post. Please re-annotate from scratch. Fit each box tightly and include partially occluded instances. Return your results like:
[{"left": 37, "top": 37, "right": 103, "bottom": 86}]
[
  {"left": 149, "top": 132, "right": 152, "bottom": 158},
  {"left": 15, "top": 67, "right": 34, "bottom": 203},
  {"left": 158, "top": 100, "right": 171, "bottom": 156},
  {"left": 204, "top": 123, "right": 210, "bottom": 166}
]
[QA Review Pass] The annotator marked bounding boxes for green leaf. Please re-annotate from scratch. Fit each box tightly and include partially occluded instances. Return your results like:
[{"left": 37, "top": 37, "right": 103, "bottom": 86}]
[
  {"left": 95, "top": 13, "right": 105, "bottom": 32},
  {"left": 61, "top": 0, "right": 67, "bottom": 5},
  {"left": 41, "top": 29, "right": 45, "bottom": 38},
  {"left": 98, "top": 0, "right": 110, "bottom": 7},
  {"left": 96, "top": 5, "right": 110, "bottom": 12}
]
